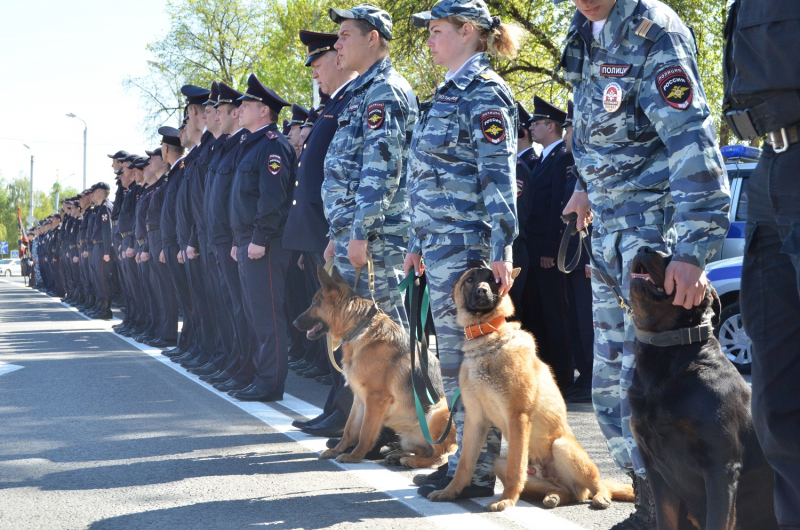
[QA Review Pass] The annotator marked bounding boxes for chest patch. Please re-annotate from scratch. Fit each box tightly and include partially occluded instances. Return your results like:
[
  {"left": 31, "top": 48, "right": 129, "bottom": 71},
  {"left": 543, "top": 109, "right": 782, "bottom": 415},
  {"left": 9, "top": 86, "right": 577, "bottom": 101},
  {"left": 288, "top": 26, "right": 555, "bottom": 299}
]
[
  {"left": 435, "top": 94, "right": 461, "bottom": 103},
  {"left": 603, "top": 82, "right": 623, "bottom": 113},
  {"left": 268, "top": 154, "right": 282, "bottom": 175},
  {"left": 480, "top": 110, "right": 506, "bottom": 145},
  {"left": 366, "top": 102, "right": 385, "bottom": 129},
  {"left": 657, "top": 66, "right": 693, "bottom": 110},
  {"left": 348, "top": 103, "right": 360, "bottom": 113},
  {"left": 600, "top": 64, "right": 631, "bottom": 77}
]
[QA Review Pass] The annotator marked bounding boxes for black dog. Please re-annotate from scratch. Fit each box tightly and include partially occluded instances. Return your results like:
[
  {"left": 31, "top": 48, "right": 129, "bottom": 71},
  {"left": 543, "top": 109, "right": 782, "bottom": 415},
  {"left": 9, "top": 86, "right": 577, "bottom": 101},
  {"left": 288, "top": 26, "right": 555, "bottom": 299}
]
[{"left": 628, "top": 247, "right": 777, "bottom": 530}]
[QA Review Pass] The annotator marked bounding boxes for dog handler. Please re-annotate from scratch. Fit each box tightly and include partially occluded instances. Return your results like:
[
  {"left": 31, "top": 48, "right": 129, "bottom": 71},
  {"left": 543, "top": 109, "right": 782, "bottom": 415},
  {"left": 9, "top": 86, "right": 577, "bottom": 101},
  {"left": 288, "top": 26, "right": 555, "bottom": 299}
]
[
  {"left": 559, "top": 0, "right": 730, "bottom": 527},
  {"left": 404, "top": 0, "right": 524, "bottom": 499}
]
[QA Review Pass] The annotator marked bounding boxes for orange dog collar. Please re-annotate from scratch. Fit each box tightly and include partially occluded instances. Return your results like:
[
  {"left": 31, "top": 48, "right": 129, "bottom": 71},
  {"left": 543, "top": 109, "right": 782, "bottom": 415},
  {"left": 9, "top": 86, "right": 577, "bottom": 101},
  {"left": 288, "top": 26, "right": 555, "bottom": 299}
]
[{"left": 464, "top": 316, "right": 506, "bottom": 341}]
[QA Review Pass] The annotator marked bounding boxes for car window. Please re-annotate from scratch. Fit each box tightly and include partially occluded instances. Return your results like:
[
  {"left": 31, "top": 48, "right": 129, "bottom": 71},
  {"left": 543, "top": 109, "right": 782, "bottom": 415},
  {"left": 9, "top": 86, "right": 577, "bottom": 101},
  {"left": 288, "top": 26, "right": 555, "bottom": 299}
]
[{"left": 0, "top": 259, "right": 11, "bottom": 264}]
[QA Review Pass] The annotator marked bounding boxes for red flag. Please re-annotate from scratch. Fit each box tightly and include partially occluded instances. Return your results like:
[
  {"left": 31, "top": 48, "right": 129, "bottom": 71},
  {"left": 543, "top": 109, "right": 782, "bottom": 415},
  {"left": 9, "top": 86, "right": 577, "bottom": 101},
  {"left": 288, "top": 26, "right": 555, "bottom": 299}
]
[{"left": 17, "top": 206, "right": 28, "bottom": 250}]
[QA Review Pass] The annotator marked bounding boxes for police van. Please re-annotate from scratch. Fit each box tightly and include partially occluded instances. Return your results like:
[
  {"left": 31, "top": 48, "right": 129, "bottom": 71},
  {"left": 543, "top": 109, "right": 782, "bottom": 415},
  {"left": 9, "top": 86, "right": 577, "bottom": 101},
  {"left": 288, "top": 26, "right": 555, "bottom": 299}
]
[{"left": 705, "top": 144, "right": 759, "bottom": 373}]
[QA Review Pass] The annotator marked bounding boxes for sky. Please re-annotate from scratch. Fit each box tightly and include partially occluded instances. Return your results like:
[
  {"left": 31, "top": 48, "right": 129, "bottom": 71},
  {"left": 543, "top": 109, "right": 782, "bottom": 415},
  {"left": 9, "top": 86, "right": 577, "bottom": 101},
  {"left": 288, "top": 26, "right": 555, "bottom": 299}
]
[{"left": 0, "top": 0, "right": 172, "bottom": 201}]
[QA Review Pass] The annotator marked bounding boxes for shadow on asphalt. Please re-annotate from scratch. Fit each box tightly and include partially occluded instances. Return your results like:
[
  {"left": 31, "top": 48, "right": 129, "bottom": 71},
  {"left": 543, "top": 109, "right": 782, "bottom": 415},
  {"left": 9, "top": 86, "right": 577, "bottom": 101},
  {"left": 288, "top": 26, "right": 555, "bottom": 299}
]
[{"left": 85, "top": 492, "right": 424, "bottom": 529}]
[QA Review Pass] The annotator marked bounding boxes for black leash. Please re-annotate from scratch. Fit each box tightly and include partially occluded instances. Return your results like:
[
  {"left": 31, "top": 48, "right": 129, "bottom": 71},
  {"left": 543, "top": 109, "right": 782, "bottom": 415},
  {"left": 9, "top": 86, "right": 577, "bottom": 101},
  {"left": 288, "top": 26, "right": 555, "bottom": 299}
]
[{"left": 557, "top": 212, "right": 633, "bottom": 317}]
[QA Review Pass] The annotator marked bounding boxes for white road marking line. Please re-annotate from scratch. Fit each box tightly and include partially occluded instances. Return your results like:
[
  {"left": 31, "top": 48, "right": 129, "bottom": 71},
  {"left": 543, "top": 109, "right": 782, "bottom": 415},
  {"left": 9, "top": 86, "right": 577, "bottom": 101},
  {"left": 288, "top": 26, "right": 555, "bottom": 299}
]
[
  {"left": 6, "top": 280, "right": 587, "bottom": 530},
  {"left": 0, "top": 363, "right": 24, "bottom": 377}
]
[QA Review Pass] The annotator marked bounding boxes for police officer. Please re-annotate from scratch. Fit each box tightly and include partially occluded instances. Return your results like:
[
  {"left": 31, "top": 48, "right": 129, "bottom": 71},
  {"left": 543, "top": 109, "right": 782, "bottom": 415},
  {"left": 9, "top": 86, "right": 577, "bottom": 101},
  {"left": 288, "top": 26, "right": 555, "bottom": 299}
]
[
  {"left": 286, "top": 103, "right": 309, "bottom": 158},
  {"left": 229, "top": 73, "right": 295, "bottom": 402},
  {"left": 323, "top": 3, "right": 416, "bottom": 331},
  {"left": 524, "top": 96, "right": 573, "bottom": 392},
  {"left": 88, "top": 182, "right": 114, "bottom": 319},
  {"left": 560, "top": 101, "right": 594, "bottom": 404},
  {"left": 508, "top": 103, "right": 534, "bottom": 321},
  {"left": 286, "top": 29, "right": 359, "bottom": 437},
  {"left": 404, "top": 0, "right": 523, "bottom": 499},
  {"left": 725, "top": 2, "right": 800, "bottom": 526},
  {"left": 559, "top": 0, "right": 731, "bottom": 527},
  {"left": 206, "top": 83, "right": 257, "bottom": 392},
  {"left": 135, "top": 155, "right": 163, "bottom": 342},
  {"left": 516, "top": 103, "right": 539, "bottom": 173},
  {"left": 78, "top": 189, "right": 97, "bottom": 313}
]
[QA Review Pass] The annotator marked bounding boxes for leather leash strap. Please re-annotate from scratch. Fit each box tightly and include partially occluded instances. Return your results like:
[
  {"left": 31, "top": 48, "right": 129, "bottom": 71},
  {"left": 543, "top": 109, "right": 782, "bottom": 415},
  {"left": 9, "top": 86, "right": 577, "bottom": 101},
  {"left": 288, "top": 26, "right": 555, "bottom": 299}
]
[{"left": 558, "top": 212, "right": 633, "bottom": 317}]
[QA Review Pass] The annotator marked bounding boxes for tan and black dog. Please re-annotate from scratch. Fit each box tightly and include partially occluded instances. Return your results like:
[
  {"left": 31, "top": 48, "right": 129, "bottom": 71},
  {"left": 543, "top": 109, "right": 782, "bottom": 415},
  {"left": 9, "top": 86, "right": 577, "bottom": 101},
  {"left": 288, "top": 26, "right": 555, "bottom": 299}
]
[
  {"left": 628, "top": 247, "right": 777, "bottom": 530},
  {"left": 293, "top": 266, "right": 457, "bottom": 468},
  {"left": 427, "top": 265, "right": 634, "bottom": 512}
]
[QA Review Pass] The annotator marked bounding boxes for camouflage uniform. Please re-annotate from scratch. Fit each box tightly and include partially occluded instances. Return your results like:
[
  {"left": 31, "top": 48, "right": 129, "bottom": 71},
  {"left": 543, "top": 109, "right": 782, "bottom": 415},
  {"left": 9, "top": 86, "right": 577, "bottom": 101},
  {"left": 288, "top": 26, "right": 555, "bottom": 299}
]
[
  {"left": 559, "top": 0, "right": 730, "bottom": 476},
  {"left": 322, "top": 54, "right": 417, "bottom": 326},
  {"left": 407, "top": 52, "right": 518, "bottom": 487}
]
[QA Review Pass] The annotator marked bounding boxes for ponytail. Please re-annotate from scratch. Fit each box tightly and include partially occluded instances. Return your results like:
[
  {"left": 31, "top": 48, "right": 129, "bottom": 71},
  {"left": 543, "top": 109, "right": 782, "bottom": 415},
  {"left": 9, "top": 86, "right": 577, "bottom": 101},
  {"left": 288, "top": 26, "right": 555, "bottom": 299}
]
[{"left": 446, "top": 15, "right": 528, "bottom": 60}]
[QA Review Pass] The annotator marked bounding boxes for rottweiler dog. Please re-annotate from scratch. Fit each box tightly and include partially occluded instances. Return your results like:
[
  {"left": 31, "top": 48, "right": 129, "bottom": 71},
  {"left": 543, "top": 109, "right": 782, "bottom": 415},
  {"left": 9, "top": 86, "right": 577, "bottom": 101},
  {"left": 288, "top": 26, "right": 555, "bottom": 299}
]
[
  {"left": 629, "top": 246, "right": 777, "bottom": 530},
  {"left": 427, "top": 264, "right": 633, "bottom": 512},
  {"left": 293, "top": 266, "right": 457, "bottom": 468}
]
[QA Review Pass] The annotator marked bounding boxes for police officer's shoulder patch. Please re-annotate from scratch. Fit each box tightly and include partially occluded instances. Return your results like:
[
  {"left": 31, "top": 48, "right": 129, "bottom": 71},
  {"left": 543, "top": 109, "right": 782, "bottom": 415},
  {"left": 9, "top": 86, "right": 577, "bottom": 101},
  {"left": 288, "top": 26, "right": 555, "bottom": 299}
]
[
  {"left": 480, "top": 110, "right": 506, "bottom": 144},
  {"left": 268, "top": 154, "right": 282, "bottom": 175},
  {"left": 516, "top": 178, "right": 524, "bottom": 198},
  {"left": 656, "top": 66, "right": 693, "bottom": 110},
  {"left": 366, "top": 102, "right": 385, "bottom": 129},
  {"left": 265, "top": 130, "right": 279, "bottom": 140}
]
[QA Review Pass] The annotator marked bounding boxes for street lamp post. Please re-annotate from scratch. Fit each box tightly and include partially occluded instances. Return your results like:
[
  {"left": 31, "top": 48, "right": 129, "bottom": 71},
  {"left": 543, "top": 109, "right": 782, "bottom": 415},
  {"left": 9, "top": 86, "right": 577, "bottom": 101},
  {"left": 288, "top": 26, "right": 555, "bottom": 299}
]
[
  {"left": 23, "top": 144, "right": 34, "bottom": 220},
  {"left": 66, "top": 113, "right": 87, "bottom": 190}
]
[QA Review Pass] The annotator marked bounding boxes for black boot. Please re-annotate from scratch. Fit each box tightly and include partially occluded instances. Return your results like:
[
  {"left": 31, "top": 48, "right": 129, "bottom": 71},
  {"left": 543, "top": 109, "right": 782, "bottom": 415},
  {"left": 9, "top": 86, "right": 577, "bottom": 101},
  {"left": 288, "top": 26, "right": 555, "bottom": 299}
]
[
  {"left": 609, "top": 472, "right": 656, "bottom": 530},
  {"left": 92, "top": 300, "right": 113, "bottom": 320},
  {"left": 81, "top": 295, "right": 96, "bottom": 313}
]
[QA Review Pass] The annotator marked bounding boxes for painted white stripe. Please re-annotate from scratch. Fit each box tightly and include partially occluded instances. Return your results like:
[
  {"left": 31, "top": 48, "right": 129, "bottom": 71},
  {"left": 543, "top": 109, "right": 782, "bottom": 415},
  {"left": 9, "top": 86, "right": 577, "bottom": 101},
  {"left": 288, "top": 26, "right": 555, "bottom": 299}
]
[
  {"left": 0, "top": 363, "right": 24, "bottom": 377},
  {"left": 6, "top": 279, "right": 587, "bottom": 530}
]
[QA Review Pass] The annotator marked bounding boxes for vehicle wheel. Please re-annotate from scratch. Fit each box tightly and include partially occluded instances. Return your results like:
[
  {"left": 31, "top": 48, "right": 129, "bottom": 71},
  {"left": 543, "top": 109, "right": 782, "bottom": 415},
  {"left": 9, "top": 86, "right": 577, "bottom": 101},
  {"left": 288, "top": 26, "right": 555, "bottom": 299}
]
[
  {"left": 715, "top": 302, "right": 752, "bottom": 374},
  {"left": 3, "top": 270, "right": 9, "bottom": 277}
]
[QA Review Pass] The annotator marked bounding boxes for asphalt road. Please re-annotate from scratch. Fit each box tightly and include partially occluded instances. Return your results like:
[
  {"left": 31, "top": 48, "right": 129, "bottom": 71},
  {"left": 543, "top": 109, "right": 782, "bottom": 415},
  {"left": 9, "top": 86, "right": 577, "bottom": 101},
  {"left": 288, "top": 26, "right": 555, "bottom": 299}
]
[{"left": 0, "top": 277, "right": 634, "bottom": 530}]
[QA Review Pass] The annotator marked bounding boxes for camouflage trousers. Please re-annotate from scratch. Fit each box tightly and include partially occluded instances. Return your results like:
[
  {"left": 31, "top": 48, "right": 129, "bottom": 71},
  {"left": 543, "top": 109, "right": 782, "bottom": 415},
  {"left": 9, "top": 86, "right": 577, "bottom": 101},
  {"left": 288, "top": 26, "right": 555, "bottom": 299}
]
[
  {"left": 590, "top": 223, "right": 673, "bottom": 477},
  {"left": 333, "top": 233, "right": 408, "bottom": 328},
  {"left": 421, "top": 241, "right": 501, "bottom": 488}
]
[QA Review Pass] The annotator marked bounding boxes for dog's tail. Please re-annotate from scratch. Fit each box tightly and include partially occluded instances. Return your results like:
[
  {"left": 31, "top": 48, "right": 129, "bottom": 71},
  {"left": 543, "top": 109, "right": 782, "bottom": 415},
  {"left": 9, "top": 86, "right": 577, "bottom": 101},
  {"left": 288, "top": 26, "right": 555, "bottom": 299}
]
[{"left": 602, "top": 479, "right": 634, "bottom": 502}]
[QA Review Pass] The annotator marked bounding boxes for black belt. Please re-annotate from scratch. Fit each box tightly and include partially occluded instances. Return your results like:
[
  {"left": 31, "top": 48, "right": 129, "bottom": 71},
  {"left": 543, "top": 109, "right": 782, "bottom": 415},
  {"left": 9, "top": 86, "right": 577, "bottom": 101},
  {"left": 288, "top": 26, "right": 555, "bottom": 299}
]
[
  {"left": 120, "top": 231, "right": 131, "bottom": 238},
  {"left": 767, "top": 124, "right": 800, "bottom": 154},
  {"left": 147, "top": 225, "right": 160, "bottom": 232}
]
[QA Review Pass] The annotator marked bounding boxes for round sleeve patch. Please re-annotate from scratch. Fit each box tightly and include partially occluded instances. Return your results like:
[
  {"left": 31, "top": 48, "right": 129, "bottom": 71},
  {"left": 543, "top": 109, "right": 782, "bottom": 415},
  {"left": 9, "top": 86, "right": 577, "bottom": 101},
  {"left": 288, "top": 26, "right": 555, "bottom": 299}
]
[
  {"left": 656, "top": 66, "right": 693, "bottom": 110},
  {"left": 481, "top": 110, "right": 506, "bottom": 144}
]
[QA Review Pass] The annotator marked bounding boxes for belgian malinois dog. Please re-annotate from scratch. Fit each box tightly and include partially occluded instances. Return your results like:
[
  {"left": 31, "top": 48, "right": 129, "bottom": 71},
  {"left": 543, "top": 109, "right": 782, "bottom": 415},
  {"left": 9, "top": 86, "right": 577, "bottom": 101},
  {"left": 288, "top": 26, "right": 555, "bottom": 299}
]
[
  {"left": 293, "top": 266, "right": 457, "bottom": 468},
  {"left": 427, "top": 265, "right": 634, "bottom": 512},
  {"left": 629, "top": 247, "right": 777, "bottom": 530}
]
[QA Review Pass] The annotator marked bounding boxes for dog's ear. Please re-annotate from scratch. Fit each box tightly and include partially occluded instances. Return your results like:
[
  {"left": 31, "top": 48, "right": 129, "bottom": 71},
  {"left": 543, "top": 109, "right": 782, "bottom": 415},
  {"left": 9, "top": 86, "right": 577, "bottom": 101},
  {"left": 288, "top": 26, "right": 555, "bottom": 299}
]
[
  {"left": 709, "top": 287, "right": 722, "bottom": 327},
  {"left": 317, "top": 265, "right": 339, "bottom": 292},
  {"left": 511, "top": 267, "right": 521, "bottom": 280},
  {"left": 329, "top": 266, "right": 352, "bottom": 290}
]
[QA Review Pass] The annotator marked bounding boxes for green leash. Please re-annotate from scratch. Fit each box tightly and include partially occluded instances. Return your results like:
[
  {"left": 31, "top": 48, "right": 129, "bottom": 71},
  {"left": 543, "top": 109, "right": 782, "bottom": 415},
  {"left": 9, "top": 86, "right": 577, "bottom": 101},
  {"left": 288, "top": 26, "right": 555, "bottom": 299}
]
[{"left": 399, "top": 271, "right": 460, "bottom": 445}]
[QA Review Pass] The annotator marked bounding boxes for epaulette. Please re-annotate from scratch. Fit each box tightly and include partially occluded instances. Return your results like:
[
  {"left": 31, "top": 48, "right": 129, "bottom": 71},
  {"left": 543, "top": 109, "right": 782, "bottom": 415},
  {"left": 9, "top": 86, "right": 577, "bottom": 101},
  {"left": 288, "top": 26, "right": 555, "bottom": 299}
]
[
  {"left": 265, "top": 130, "right": 279, "bottom": 140},
  {"left": 634, "top": 17, "right": 663, "bottom": 41}
]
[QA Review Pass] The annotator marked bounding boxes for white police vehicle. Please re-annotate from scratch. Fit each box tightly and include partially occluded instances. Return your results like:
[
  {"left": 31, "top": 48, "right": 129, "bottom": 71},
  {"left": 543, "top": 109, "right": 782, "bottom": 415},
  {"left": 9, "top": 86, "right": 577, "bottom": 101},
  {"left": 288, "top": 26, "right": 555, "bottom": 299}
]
[
  {"left": 0, "top": 258, "right": 22, "bottom": 277},
  {"left": 704, "top": 144, "right": 759, "bottom": 373}
]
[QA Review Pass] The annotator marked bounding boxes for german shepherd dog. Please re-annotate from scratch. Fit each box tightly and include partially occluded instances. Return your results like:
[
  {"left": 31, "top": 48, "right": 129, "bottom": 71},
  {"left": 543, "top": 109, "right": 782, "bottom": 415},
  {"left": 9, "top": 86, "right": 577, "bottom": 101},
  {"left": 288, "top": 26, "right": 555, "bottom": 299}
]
[
  {"left": 628, "top": 247, "right": 777, "bottom": 530},
  {"left": 293, "top": 266, "right": 457, "bottom": 468},
  {"left": 427, "top": 265, "right": 634, "bottom": 512}
]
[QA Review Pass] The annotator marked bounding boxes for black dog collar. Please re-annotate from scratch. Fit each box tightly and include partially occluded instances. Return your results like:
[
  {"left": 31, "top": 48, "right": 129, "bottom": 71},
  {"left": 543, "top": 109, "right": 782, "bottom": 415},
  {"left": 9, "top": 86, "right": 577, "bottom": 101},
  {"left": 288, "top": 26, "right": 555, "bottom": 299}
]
[
  {"left": 635, "top": 324, "right": 714, "bottom": 347},
  {"left": 341, "top": 304, "right": 379, "bottom": 343}
]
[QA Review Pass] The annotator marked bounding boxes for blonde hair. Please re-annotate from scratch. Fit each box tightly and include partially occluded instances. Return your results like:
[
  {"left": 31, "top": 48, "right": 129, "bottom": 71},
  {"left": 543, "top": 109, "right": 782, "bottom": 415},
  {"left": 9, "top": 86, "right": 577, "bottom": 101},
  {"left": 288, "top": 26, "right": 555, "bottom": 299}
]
[{"left": 446, "top": 15, "right": 528, "bottom": 60}]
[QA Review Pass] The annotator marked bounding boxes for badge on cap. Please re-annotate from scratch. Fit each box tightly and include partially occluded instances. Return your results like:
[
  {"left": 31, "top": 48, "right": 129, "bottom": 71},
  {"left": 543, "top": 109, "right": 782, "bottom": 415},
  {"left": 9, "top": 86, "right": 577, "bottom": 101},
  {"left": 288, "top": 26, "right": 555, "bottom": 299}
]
[
  {"left": 268, "top": 154, "right": 282, "bottom": 175},
  {"left": 603, "top": 82, "right": 623, "bottom": 113},
  {"left": 656, "top": 66, "right": 693, "bottom": 110},
  {"left": 366, "top": 102, "right": 385, "bottom": 130},
  {"left": 481, "top": 110, "right": 506, "bottom": 144}
]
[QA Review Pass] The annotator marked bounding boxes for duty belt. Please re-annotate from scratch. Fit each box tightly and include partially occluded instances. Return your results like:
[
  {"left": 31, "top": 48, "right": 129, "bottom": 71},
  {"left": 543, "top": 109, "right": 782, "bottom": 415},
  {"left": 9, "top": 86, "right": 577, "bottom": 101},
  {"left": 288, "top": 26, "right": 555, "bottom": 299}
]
[
  {"left": 69, "top": 244, "right": 76, "bottom": 249},
  {"left": 120, "top": 231, "right": 131, "bottom": 238},
  {"left": 92, "top": 240, "right": 98, "bottom": 244},
  {"left": 137, "top": 238, "right": 145, "bottom": 246},
  {"left": 767, "top": 124, "right": 800, "bottom": 154},
  {"left": 146, "top": 225, "right": 160, "bottom": 232}
]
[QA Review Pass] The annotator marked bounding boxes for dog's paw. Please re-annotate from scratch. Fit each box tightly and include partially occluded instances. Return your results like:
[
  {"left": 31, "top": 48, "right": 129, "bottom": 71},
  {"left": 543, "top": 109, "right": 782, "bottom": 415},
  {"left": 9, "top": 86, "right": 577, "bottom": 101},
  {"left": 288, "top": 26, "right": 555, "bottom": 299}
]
[
  {"left": 384, "top": 453, "right": 403, "bottom": 466},
  {"left": 335, "top": 453, "right": 363, "bottom": 464},
  {"left": 543, "top": 494, "right": 561, "bottom": 508},
  {"left": 319, "top": 449, "right": 340, "bottom": 460},
  {"left": 591, "top": 494, "right": 611, "bottom": 509},
  {"left": 427, "top": 488, "right": 457, "bottom": 502},
  {"left": 399, "top": 456, "right": 415, "bottom": 469},
  {"left": 486, "top": 499, "right": 516, "bottom": 512}
]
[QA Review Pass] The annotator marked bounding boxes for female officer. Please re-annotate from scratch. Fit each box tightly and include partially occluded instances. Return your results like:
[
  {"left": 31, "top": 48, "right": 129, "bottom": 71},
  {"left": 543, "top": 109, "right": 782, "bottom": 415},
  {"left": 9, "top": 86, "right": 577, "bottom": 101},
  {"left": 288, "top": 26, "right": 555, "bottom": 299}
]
[{"left": 403, "top": 0, "right": 525, "bottom": 500}]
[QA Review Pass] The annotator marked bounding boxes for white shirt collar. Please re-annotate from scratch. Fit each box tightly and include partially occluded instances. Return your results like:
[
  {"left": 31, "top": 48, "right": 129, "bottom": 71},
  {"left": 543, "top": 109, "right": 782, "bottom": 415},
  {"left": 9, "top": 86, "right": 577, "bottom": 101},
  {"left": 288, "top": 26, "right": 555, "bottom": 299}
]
[
  {"left": 328, "top": 82, "right": 347, "bottom": 101},
  {"left": 541, "top": 139, "right": 563, "bottom": 160},
  {"left": 517, "top": 146, "right": 533, "bottom": 159}
]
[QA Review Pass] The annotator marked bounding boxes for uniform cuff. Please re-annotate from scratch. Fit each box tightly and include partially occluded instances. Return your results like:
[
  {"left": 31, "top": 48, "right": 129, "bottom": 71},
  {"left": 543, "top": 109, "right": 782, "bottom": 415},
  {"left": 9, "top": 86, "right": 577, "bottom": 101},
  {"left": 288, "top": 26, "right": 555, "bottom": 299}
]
[
  {"left": 251, "top": 229, "right": 269, "bottom": 248},
  {"left": 493, "top": 245, "right": 513, "bottom": 263}
]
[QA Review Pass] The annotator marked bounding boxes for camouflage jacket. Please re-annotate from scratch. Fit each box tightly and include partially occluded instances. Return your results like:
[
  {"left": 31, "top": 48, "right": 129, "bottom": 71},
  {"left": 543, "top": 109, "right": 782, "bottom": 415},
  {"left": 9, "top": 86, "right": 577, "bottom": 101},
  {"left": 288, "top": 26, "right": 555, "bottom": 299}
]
[
  {"left": 560, "top": 0, "right": 730, "bottom": 268},
  {"left": 407, "top": 53, "right": 518, "bottom": 262},
  {"left": 322, "top": 56, "right": 417, "bottom": 242}
]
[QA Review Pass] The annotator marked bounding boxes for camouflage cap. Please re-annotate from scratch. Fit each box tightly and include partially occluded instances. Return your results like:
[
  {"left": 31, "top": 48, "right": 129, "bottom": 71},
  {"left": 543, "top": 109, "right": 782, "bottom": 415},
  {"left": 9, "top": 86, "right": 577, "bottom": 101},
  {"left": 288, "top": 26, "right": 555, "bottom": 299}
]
[
  {"left": 410, "top": 0, "right": 496, "bottom": 29},
  {"left": 329, "top": 4, "right": 393, "bottom": 40}
]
